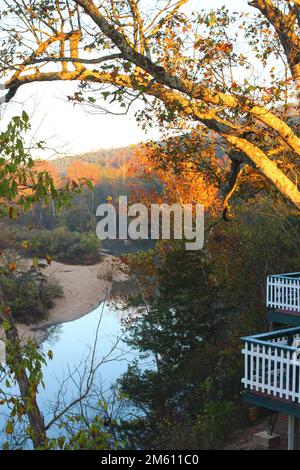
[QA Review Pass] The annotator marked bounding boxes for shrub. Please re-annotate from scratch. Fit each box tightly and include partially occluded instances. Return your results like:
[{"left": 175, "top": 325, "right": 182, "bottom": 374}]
[
  {"left": 65, "top": 232, "right": 101, "bottom": 262},
  {"left": 194, "top": 401, "right": 235, "bottom": 449},
  {"left": 27, "top": 227, "right": 101, "bottom": 264},
  {"left": 1, "top": 270, "right": 63, "bottom": 323}
]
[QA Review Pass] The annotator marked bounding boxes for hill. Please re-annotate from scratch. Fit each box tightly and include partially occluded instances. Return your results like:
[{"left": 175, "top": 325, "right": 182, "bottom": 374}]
[{"left": 51, "top": 145, "right": 136, "bottom": 176}]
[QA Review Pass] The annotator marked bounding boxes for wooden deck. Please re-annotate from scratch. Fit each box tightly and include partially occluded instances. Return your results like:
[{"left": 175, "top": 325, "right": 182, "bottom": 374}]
[
  {"left": 243, "top": 390, "right": 300, "bottom": 419},
  {"left": 269, "top": 308, "right": 300, "bottom": 327}
]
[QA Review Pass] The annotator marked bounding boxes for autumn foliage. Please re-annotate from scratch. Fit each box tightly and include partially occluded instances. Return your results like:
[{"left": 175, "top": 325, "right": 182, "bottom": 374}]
[
  {"left": 132, "top": 135, "right": 223, "bottom": 214},
  {"left": 66, "top": 161, "right": 101, "bottom": 184},
  {"left": 33, "top": 160, "right": 62, "bottom": 187}
]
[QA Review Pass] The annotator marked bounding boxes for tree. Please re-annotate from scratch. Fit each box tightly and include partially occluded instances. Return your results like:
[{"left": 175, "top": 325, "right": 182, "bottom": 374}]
[
  {"left": 0, "top": 114, "right": 107, "bottom": 449},
  {"left": 132, "top": 135, "right": 222, "bottom": 214},
  {"left": 66, "top": 160, "right": 101, "bottom": 184},
  {"left": 33, "top": 160, "right": 62, "bottom": 187},
  {"left": 116, "top": 196, "right": 300, "bottom": 449},
  {"left": 0, "top": 113, "right": 70, "bottom": 448},
  {"left": 0, "top": 1, "right": 300, "bottom": 213}
]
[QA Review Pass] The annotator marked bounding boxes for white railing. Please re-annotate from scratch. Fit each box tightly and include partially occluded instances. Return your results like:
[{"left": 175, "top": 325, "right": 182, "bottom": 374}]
[
  {"left": 242, "top": 328, "right": 300, "bottom": 403},
  {"left": 267, "top": 273, "right": 300, "bottom": 312}
]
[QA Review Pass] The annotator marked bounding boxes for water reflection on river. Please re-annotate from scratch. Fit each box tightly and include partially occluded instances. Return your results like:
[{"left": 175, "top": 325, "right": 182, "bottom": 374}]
[
  {"left": 39, "top": 302, "right": 137, "bottom": 419},
  {"left": 0, "top": 302, "right": 144, "bottom": 445}
]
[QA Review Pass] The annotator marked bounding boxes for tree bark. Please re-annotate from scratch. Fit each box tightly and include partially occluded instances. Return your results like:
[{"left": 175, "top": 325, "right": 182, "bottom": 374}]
[{"left": 0, "top": 306, "right": 46, "bottom": 448}]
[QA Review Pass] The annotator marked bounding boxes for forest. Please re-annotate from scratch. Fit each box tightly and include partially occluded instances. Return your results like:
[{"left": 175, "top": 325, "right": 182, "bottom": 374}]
[{"left": 0, "top": 0, "right": 299, "bottom": 454}]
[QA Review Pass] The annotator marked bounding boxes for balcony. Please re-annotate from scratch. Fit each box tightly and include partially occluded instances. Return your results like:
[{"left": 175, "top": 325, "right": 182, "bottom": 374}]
[
  {"left": 267, "top": 273, "right": 300, "bottom": 312},
  {"left": 267, "top": 273, "right": 300, "bottom": 326},
  {"left": 241, "top": 327, "right": 300, "bottom": 416}
]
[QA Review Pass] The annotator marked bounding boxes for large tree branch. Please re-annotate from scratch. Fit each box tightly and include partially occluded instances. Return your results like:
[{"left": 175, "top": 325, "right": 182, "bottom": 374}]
[
  {"left": 249, "top": 0, "right": 300, "bottom": 89},
  {"left": 73, "top": 0, "right": 300, "bottom": 156},
  {"left": 1, "top": 1, "right": 300, "bottom": 209},
  {"left": 28, "top": 52, "right": 122, "bottom": 65},
  {"left": 222, "top": 159, "right": 243, "bottom": 211},
  {"left": 3, "top": 1, "right": 300, "bottom": 156},
  {"left": 5, "top": 67, "right": 300, "bottom": 210}
]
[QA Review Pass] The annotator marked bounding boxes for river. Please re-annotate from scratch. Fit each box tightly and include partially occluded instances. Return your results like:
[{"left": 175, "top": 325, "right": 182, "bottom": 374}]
[{"left": 0, "top": 302, "right": 143, "bottom": 447}]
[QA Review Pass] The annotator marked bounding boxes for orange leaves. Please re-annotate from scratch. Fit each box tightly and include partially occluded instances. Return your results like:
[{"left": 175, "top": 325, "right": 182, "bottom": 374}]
[
  {"left": 193, "top": 39, "right": 232, "bottom": 55},
  {"left": 8, "top": 262, "right": 17, "bottom": 272},
  {"left": 33, "top": 160, "right": 61, "bottom": 187},
  {"left": 133, "top": 138, "right": 222, "bottom": 214},
  {"left": 216, "top": 42, "right": 233, "bottom": 53},
  {"left": 66, "top": 160, "right": 101, "bottom": 184}
]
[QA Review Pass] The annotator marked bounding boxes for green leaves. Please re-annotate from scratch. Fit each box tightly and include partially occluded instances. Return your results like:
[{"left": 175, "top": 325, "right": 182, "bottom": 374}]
[
  {"left": 21, "top": 110, "right": 29, "bottom": 123},
  {"left": 0, "top": 113, "right": 90, "bottom": 216},
  {"left": 2, "top": 319, "right": 10, "bottom": 332}
]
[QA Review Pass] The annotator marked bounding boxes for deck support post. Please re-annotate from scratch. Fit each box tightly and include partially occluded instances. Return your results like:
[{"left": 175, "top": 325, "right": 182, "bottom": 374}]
[{"left": 288, "top": 416, "right": 300, "bottom": 450}]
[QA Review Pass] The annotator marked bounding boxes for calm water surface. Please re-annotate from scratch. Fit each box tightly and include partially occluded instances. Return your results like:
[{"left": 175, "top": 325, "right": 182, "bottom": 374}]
[{"left": 0, "top": 302, "right": 142, "bottom": 445}]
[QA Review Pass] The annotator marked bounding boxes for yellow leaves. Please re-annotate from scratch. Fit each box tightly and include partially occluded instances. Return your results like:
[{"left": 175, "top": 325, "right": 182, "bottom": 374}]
[
  {"left": 107, "top": 195, "right": 113, "bottom": 202},
  {"left": 208, "top": 12, "right": 216, "bottom": 27},
  {"left": 21, "top": 240, "right": 29, "bottom": 250},
  {"left": 8, "top": 262, "right": 16, "bottom": 272},
  {"left": 45, "top": 254, "right": 52, "bottom": 265}
]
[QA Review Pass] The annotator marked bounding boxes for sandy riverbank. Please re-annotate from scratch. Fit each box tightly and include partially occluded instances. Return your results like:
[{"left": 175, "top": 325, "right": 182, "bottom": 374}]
[{"left": 17, "top": 256, "right": 119, "bottom": 343}]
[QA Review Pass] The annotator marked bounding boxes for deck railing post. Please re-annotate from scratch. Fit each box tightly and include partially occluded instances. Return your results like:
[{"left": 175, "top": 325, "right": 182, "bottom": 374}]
[{"left": 288, "top": 416, "right": 300, "bottom": 450}]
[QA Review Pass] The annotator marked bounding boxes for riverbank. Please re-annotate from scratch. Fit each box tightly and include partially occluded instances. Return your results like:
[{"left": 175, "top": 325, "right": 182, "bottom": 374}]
[{"left": 17, "top": 256, "right": 119, "bottom": 343}]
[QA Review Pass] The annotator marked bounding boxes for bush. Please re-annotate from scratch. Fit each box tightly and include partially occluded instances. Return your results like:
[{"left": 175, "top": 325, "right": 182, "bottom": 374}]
[
  {"left": 194, "top": 401, "right": 235, "bottom": 449},
  {"left": 0, "top": 224, "right": 18, "bottom": 250},
  {"left": 65, "top": 232, "right": 101, "bottom": 262},
  {"left": 27, "top": 227, "right": 101, "bottom": 264},
  {"left": 1, "top": 270, "right": 63, "bottom": 323}
]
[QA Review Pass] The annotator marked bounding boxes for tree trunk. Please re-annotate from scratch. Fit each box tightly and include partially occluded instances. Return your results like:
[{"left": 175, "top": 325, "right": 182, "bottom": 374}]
[{"left": 1, "top": 310, "right": 46, "bottom": 448}]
